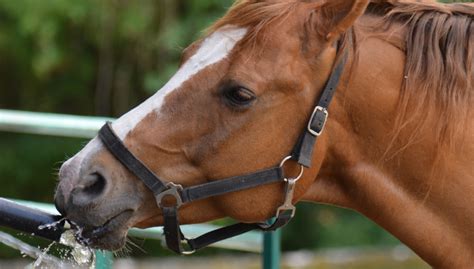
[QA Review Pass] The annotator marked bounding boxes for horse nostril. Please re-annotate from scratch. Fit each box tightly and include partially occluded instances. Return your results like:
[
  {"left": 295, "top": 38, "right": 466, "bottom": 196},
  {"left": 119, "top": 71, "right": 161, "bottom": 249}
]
[
  {"left": 70, "top": 172, "right": 108, "bottom": 208},
  {"left": 82, "top": 172, "right": 107, "bottom": 197}
]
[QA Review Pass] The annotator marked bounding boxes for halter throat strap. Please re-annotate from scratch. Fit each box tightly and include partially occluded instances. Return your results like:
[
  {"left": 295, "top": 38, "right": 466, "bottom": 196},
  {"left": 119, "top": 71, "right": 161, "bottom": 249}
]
[{"left": 97, "top": 49, "right": 348, "bottom": 255}]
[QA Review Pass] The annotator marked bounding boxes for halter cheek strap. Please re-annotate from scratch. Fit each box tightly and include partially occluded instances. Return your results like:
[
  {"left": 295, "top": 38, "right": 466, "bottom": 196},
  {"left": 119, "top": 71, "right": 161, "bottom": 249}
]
[
  {"left": 291, "top": 52, "right": 347, "bottom": 167},
  {"left": 98, "top": 49, "right": 348, "bottom": 255}
]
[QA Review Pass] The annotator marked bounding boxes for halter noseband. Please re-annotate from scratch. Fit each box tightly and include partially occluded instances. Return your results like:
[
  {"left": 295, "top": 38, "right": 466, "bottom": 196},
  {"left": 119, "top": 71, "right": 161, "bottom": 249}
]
[{"left": 98, "top": 48, "right": 348, "bottom": 255}]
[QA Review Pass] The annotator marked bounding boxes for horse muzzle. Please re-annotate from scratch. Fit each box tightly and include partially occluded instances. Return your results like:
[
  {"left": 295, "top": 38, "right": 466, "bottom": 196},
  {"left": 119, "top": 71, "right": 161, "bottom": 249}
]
[{"left": 54, "top": 147, "right": 140, "bottom": 250}]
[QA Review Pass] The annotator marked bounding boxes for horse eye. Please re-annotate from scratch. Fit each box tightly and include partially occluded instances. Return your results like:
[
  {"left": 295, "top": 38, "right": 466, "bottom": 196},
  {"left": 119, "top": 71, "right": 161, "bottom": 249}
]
[{"left": 224, "top": 87, "right": 256, "bottom": 107}]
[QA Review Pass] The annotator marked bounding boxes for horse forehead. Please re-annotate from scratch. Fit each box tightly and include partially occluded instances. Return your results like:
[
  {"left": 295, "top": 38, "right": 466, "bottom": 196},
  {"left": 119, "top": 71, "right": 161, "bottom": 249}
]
[{"left": 112, "top": 26, "right": 248, "bottom": 140}]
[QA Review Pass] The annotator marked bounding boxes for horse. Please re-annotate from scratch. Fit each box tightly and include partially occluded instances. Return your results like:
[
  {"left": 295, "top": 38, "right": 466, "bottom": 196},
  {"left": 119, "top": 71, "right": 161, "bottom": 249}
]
[{"left": 54, "top": 0, "right": 473, "bottom": 267}]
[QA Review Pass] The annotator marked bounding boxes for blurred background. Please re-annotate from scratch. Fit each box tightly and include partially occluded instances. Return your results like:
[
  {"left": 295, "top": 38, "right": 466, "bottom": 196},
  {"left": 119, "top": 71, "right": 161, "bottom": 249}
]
[{"left": 0, "top": 0, "right": 466, "bottom": 268}]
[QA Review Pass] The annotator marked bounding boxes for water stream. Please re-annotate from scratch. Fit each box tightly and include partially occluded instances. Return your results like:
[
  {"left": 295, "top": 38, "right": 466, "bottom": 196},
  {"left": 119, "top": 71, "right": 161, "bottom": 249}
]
[
  {"left": 0, "top": 229, "right": 96, "bottom": 268},
  {"left": 0, "top": 230, "right": 67, "bottom": 268}
]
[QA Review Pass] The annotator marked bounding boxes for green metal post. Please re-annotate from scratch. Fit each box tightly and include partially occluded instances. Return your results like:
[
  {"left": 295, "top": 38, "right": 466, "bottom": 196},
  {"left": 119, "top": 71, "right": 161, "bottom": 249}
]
[
  {"left": 262, "top": 229, "right": 281, "bottom": 269},
  {"left": 95, "top": 250, "right": 113, "bottom": 269}
]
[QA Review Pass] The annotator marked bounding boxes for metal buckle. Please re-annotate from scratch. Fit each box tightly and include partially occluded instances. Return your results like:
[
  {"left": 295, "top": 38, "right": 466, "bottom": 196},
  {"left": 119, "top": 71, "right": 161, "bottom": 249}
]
[
  {"left": 307, "top": 106, "right": 328, "bottom": 136},
  {"left": 276, "top": 156, "right": 304, "bottom": 218},
  {"left": 276, "top": 178, "right": 297, "bottom": 218},
  {"left": 155, "top": 182, "right": 184, "bottom": 208}
]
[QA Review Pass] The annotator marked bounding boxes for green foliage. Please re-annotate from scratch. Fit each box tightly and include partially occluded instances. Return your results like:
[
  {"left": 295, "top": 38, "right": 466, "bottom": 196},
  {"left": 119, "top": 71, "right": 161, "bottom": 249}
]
[
  {"left": 282, "top": 204, "right": 400, "bottom": 251},
  {"left": 0, "top": 0, "right": 234, "bottom": 115},
  {"left": 0, "top": 134, "right": 83, "bottom": 201}
]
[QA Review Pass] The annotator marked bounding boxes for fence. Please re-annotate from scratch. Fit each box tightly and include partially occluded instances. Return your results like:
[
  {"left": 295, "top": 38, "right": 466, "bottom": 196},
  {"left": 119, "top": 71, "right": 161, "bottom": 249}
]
[{"left": 0, "top": 109, "right": 281, "bottom": 269}]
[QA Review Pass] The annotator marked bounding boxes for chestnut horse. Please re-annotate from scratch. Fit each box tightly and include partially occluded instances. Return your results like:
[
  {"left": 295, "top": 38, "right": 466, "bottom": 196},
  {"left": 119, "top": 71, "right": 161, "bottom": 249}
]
[{"left": 54, "top": 0, "right": 473, "bottom": 267}]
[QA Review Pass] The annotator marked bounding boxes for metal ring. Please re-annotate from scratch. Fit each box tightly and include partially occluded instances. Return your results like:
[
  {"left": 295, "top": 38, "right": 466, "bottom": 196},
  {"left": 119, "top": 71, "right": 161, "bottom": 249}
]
[
  {"left": 182, "top": 249, "right": 196, "bottom": 255},
  {"left": 155, "top": 183, "right": 184, "bottom": 208},
  {"left": 279, "top": 156, "right": 304, "bottom": 182},
  {"left": 181, "top": 239, "right": 196, "bottom": 255}
]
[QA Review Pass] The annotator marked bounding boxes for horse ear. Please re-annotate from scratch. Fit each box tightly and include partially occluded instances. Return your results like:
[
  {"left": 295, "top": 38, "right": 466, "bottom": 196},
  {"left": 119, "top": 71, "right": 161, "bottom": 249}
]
[{"left": 312, "top": 0, "right": 370, "bottom": 42}]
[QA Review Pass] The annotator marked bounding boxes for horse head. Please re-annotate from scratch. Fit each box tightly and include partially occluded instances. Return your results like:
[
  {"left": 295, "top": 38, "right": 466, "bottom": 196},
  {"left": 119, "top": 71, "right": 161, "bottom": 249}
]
[{"left": 54, "top": 0, "right": 369, "bottom": 250}]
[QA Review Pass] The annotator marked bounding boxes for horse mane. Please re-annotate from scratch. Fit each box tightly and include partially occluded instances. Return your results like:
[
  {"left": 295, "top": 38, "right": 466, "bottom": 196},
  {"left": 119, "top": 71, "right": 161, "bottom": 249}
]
[
  {"left": 208, "top": 0, "right": 300, "bottom": 46},
  {"left": 367, "top": 1, "right": 473, "bottom": 154},
  {"left": 209, "top": 0, "right": 473, "bottom": 153}
]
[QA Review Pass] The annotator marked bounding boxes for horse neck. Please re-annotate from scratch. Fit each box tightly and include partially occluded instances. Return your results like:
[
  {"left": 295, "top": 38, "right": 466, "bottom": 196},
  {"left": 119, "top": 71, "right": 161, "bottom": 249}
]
[{"left": 304, "top": 16, "right": 474, "bottom": 268}]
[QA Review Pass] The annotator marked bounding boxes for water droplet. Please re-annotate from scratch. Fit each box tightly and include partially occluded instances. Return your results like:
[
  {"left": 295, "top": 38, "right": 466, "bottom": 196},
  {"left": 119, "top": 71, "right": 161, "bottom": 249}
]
[{"left": 38, "top": 219, "right": 65, "bottom": 231}]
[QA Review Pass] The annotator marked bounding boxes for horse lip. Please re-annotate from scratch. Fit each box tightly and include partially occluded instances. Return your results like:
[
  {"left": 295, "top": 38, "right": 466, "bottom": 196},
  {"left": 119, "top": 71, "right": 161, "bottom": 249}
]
[{"left": 76, "top": 210, "right": 133, "bottom": 245}]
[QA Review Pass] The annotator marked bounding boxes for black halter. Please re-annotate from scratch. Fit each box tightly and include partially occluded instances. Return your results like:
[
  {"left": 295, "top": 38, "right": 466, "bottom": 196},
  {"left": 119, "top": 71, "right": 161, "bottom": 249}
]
[{"left": 98, "top": 49, "right": 348, "bottom": 255}]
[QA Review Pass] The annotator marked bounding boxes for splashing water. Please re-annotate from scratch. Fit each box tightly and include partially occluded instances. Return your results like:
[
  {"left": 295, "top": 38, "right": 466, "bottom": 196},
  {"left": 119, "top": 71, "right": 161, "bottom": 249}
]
[
  {"left": 0, "top": 229, "right": 96, "bottom": 268},
  {"left": 59, "top": 230, "right": 95, "bottom": 267},
  {"left": 32, "top": 241, "right": 55, "bottom": 268},
  {"left": 39, "top": 219, "right": 96, "bottom": 267},
  {"left": 0, "top": 231, "right": 67, "bottom": 268},
  {"left": 37, "top": 218, "right": 65, "bottom": 231}
]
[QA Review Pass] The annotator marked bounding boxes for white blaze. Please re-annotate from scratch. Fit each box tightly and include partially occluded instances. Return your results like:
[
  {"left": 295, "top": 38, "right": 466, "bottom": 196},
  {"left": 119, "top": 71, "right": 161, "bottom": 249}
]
[
  {"left": 112, "top": 26, "right": 248, "bottom": 139},
  {"left": 62, "top": 26, "right": 247, "bottom": 169}
]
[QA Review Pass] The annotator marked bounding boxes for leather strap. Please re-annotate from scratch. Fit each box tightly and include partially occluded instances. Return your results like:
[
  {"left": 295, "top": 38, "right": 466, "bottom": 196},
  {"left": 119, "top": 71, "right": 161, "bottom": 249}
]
[
  {"left": 292, "top": 52, "right": 348, "bottom": 167},
  {"left": 181, "top": 167, "right": 283, "bottom": 203},
  {"left": 164, "top": 208, "right": 294, "bottom": 254},
  {"left": 188, "top": 212, "right": 293, "bottom": 251},
  {"left": 99, "top": 123, "right": 167, "bottom": 195},
  {"left": 162, "top": 206, "right": 186, "bottom": 254}
]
